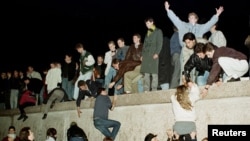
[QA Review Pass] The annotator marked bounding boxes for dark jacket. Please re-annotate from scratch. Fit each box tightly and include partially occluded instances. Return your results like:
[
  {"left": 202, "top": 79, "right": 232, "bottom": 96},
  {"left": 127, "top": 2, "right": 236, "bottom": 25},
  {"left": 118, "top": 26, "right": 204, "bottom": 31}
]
[
  {"left": 76, "top": 80, "right": 102, "bottom": 107},
  {"left": 184, "top": 54, "right": 212, "bottom": 76},
  {"left": 67, "top": 125, "right": 88, "bottom": 141}
]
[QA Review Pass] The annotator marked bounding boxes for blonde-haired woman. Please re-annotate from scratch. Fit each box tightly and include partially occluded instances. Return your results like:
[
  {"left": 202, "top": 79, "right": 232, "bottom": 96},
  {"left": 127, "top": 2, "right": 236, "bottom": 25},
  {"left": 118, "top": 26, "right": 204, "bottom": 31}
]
[{"left": 170, "top": 77, "right": 200, "bottom": 141}]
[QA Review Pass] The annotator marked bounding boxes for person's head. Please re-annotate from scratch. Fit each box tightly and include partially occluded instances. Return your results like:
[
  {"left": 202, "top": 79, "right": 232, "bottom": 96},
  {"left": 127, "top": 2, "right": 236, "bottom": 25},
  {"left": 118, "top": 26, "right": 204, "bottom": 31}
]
[
  {"left": 97, "top": 87, "right": 107, "bottom": 95},
  {"left": 194, "top": 43, "right": 206, "bottom": 59},
  {"left": 133, "top": 33, "right": 141, "bottom": 45},
  {"left": 97, "top": 55, "right": 104, "bottom": 64},
  {"left": 111, "top": 58, "right": 120, "bottom": 70},
  {"left": 188, "top": 12, "right": 199, "bottom": 25},
  {"left": 7, "top": 126, "right": 17, "bottom": 139},
  {"left": 117, "top": 38, "right": 125, "bottom": 48},
  {"left": 19, "top": 127, "right": 34, "bottom": 141},
  {"left": 204, "top": 42, "right": 217, "bottom": 58},
  {"left": 144, "top": 133, "right": 158, "bottom": 141},
  {"left": 103, "top": 136, "right": 113, "bottom": 141},
  {"left": 70, "top": 121, "right": 78, "bottom": 127},
  {"left": 175, "top": 85, "right": 192, "bottom": 111},
  {"left": 183, "top": 32, "right": 197, "bottom": 49},
  {"left": 65, "top": 53, "right": 73, "bottom": 63},
  {"left": 75, "top": 43, "right": 84, "bottom": 53},
  {"left": 77, "top": 80, "right": 88, "bottom": 90},
  {"left": 108, "top": 40, "right": 116, "bottom": 51},
  {"left": 145, "top": 17, "right": 155, "bottom": 29},
  {"left": 201, "top": 137, "right": 208, "bottom": 141},
  {"left": 244, "top": 35, "right": 250, "bottom": 48},
  {"left": 46, "top": 128, "right": 57, "bottom": 140},
  {"left": 210, "top": 23, "right": 218, "bottom": 33}
]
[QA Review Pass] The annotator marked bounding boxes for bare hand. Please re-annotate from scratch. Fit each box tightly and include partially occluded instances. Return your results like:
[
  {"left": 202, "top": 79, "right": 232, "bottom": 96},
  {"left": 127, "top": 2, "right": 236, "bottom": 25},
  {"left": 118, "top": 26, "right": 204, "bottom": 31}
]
[
  {"left": 77, "top": 109, "right": 82, "bottom": 118},
  {"left": 109, "top": 82, "right": 115, "bottom": 88},
  {"left": 116, "top": 84, "right": 123, "bottom": 90},
  {"left": 164, "top": 1, "right": 170, "bottom": 10},
  {"left": 153, "top": 54, "right": 158, "bottom": 59},
  {"left": 216, "top": 6, "right": 224, "bottom": 16},
  {"left": 201, "top": 89, "right": 208, "bottom": 98}
]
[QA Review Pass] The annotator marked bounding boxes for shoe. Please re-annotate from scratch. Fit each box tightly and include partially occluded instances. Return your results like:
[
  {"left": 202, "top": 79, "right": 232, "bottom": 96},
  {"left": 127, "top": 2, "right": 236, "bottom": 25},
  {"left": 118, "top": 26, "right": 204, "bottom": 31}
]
[
  {"left": 227, "top": 77, "right": 240, "bottom": 82},
  {"left": 17, "top": 115, "right": 24, "bottom": 120},
  {"left": 42, "top": 114, "right": 47, "bottom": 120},
  {"left": 22, "top": 115, "right": 28, "bottom": 122}
]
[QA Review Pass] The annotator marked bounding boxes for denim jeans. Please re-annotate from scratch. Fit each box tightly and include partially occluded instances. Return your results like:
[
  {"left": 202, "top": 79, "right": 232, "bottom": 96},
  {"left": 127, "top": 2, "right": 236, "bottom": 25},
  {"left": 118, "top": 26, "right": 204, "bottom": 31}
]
[
  {"left": 104, "top": 67, "right": 117, "bottom": 93},
  {"left": 62, "top": 77, "right": 74, "bottom": 100},
  {"left": 94, "top": 118, "right": 121, "bottom": 140},
  {"left": 196, "top": 71, "right": 209, "bottom": 86}
]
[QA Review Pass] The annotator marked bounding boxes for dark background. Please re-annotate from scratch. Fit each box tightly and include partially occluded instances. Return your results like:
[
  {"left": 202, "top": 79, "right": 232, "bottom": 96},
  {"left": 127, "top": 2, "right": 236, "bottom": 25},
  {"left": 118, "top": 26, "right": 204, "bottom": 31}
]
[{"left": 1, "top": 0, "right": 249, "bottom": 73}]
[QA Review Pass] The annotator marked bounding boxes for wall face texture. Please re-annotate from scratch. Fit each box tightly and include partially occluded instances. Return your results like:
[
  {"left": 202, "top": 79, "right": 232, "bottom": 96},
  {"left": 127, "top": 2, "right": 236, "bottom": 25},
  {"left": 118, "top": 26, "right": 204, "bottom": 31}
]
[{"left": 0, "top": 81, "right": 250, "bottom": 141}]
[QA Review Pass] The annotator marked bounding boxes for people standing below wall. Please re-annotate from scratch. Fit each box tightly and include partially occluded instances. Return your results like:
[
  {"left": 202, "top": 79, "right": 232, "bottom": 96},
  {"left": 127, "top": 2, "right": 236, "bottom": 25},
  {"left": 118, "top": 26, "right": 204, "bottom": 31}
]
[
  {"left": 170, "top": 77, "right": 200, "bottom": 141},
  {"left": 73, "top": 43, "right": 95, "bottom": 100},
  {"left": 67, "top": 121, "right": 88, "bottom": 141},
  {"left": 19, "top": 127, "right": 35, "bottom": 141},
  {"left": 208, "top": 23, "right": 227, "bottom": 47},
  {"left": 45, "top": 128, "right": 57, "bottom": 141},
  {"left": 93, "top": 88, "right": 120, "bottom": 141},
  {"left": 144, "top": 133, "right": 159, "bottom": 141},
  {"left": 201, "top": 42, "right": 249, "bottom": 97},
  {"left": 141, "top": 17, "right": 163, "bottom": 92},
  {"left": 1, "top": 126, "right": 20, "bottom": 141}
]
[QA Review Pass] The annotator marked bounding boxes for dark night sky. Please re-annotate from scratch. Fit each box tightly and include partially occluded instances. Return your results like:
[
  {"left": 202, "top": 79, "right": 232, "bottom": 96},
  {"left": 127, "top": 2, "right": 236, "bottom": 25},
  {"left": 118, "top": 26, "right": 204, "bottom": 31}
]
[{"left": 1, "top": 0, "right": 249, "bottom": 73}]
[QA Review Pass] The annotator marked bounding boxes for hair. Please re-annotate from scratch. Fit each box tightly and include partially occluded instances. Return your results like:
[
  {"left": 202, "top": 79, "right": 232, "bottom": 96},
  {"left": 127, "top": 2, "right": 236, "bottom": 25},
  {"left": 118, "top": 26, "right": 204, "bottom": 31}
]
[
  {"left": 244, "top": 35, "right": 250, "bottom": 48},
  {"left": 19, "top": 127, "right": 31, "bottom": 141},
  {"left": 194, "top": 43, "right": 205, "bottom": 53},
  {"left": 103, "top": 137, "right": 113, "bottom": 141},
  {"left": 133, "top": 33, "right": 141, "bottom": 39},
  {"left": 75, "top": 43, "right": 84, "bottom": 49},
  {"left": 175, "top": 85, "right": 193, "bottom": 110},
  {"left": 188, "top": 12, "right": 199, "bottom": 21},
  {"left": 9, "top": 126, "right": 16, "bottom": 131},
  {"left": 111, "top": 58, "right": 120, "bottom": 65},
  {"left": 183, "top": 32, "right": 196, "bottom": 42},
  {"left": 117, "top": 37, "right": 125, "bottom": 42},
  {"left": 77, "top": 80, "right": 86, "bottom": 88},
  {"left": 97, "top": 87, "right": 106, "bottom": 94},
  {"left": 144, "top": 17, "right": 154, "bottom": 23},
  {"left": 201, "top": 137, "right": 208, "bottom": 141},
  {"left": 203, "top": 42, "right": 217, "bottom": 52},
  {"left": 46, "top": 128, "right": 57, "bottom": 140},
  {"left": 108, "top": 40, "right": 115, "bottom": 45},
  {"left": 70, "top": 121, "right": 77, "bottom": 127}
]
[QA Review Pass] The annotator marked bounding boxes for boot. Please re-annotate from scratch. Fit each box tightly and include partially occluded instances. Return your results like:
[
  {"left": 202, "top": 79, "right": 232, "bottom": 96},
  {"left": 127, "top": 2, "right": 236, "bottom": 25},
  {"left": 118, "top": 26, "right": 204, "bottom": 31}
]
[
  {"left": 42, "top": 114, "right": 47, "bottom": 120},
  {"left": 22, "top": 115, "right": 28, "bottom": 122},
  {"left": 17, "top": 114, "right": 24, "bottom": 120}
]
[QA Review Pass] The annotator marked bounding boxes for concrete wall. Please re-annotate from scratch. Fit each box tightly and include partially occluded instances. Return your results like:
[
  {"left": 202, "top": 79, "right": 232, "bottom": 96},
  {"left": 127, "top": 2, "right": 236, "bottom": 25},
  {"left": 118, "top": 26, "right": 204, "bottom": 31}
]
[{"left": 0, "top": 81, "right": 250, "bottom": 141}]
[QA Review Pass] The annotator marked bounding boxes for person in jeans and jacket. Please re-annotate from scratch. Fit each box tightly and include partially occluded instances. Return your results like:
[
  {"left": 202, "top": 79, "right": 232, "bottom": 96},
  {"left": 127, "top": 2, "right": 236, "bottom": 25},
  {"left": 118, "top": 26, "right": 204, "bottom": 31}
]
[
  {"left": 183, "top": 43, "right": 213, "bottom": 86},
  {"left": 67, "top": 121, "right": 88, "bottom": 141}
]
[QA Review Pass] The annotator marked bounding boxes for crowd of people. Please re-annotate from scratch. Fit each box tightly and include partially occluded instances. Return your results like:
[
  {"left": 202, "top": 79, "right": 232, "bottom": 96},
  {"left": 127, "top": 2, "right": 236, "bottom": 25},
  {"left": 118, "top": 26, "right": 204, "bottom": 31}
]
[{"left": 1, "top": 1, "right": 250, "bottom": 141}]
